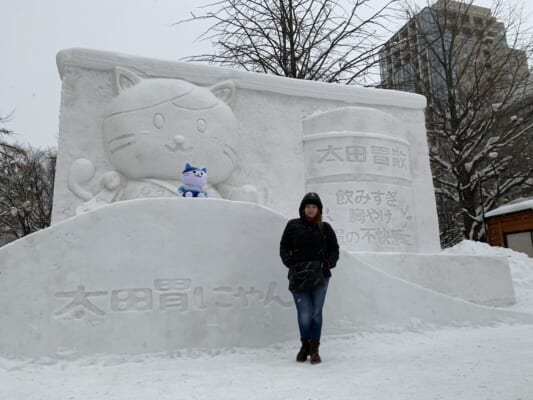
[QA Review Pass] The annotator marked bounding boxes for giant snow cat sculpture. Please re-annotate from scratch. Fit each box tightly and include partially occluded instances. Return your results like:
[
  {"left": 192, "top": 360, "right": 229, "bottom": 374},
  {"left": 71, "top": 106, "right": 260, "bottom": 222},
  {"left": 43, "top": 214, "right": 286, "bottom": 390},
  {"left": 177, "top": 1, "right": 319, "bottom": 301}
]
[{"left": 68, "top": 67, "right": 258, "bottom": 214}]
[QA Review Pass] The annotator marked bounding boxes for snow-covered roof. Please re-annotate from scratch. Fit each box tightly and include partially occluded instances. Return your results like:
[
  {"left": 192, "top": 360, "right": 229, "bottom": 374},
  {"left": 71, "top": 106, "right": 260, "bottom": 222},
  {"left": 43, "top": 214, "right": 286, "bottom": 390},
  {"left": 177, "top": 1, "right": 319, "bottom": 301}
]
[{"left": 485, "top": 198, "right": 533, "bottom": 218}]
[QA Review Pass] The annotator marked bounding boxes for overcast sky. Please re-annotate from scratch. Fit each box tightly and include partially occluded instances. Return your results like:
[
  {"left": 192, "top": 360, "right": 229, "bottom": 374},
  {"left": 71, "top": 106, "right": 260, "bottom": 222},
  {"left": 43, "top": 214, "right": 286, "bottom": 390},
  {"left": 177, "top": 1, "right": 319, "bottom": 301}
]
[
  {"left": 1, "top": 0, "right": 532, "bottom": 149},
  {"left": 1, "top": 0, "right": 213, "bottom": 149}
]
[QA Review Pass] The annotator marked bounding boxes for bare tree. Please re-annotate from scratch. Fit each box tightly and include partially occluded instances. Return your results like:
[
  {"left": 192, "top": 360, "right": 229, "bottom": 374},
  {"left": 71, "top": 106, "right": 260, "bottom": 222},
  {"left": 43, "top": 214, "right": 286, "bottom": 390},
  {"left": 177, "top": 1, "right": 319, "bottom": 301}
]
[
  {"left": 380, "top": 0, "right": 533, "bottom": 242},
  {"left": 0, "top": 111, "right": 13, "bottom": 137},
  {"left": 177, "top": 0, "right": 400, "bottom": 85},
  {"left": 0, "top": 123, "right": 56, "bottom": 245}
]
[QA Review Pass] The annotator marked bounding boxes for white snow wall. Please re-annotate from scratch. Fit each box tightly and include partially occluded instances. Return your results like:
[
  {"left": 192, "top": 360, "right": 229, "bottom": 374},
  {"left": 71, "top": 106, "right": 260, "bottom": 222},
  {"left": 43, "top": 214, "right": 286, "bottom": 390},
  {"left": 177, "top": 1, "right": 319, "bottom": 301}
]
[
  {"left": 0, "top": 199, "right": 530, "bottom": 357},
  {"left": 53, "top": 48, "right": 441, "bottom": 254}
]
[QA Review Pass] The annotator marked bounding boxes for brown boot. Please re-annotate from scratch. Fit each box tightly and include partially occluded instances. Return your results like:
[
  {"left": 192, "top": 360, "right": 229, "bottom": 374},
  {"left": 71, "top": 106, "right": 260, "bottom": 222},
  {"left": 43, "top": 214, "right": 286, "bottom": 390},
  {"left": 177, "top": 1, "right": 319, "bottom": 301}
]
[
  {"left": 309, "top": 340, "right": 321, "bottom": 364},
  {"left": 296, "top": 340, "right": 310, "bottom": 362}
]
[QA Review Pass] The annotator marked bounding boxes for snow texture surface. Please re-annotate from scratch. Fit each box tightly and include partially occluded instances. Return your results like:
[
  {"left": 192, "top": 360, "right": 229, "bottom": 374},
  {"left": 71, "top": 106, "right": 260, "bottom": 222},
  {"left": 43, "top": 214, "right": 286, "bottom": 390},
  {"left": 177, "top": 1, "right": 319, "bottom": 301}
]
[{"left": 1, "top": 240, "right": 532, "bottom": 400}]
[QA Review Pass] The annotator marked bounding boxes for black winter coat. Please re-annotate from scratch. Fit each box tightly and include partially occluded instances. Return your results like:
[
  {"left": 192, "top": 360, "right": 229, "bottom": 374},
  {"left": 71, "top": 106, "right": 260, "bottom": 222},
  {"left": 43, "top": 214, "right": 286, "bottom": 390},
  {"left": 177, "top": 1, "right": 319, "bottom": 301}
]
[{"left": 279, "top": 218, "right": 340, "bottom": 278}]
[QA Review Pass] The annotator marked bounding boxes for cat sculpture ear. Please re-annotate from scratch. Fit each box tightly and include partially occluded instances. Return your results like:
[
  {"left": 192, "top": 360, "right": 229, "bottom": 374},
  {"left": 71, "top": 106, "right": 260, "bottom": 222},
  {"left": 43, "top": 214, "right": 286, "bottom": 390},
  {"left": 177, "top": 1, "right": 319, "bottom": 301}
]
[
  {"left": 210, "top": 80, "right": 236, "bottom": 107},
  {"left": 113, "top": 67, "right": 142, "bottom": 94},
  {"left": 201, "top": 167, "right": 207, "bottom": 173}
]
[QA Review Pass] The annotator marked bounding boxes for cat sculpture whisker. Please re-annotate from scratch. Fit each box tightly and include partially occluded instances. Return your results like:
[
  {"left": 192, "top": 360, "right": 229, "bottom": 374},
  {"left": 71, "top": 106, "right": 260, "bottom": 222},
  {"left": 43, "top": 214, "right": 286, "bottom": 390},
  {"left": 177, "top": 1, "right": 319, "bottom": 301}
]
[
  {"left": 107, "top": 133, "right": 136, "bottom": 144},
  {"left": 109, "top": 141, "right": 136, "bottom": 155},
  {"left": 106, "top": 131, "right": 150, "bottom": 145},
  {"left": 223, "top": 143, "right": 237, "bottom": 164}
]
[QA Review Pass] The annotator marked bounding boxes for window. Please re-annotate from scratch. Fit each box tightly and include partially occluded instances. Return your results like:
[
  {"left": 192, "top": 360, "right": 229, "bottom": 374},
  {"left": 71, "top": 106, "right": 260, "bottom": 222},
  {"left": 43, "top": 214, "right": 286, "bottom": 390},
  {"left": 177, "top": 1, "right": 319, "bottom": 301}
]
[{"left": 505, "top": 231, "right": 533, "bottom": 257}]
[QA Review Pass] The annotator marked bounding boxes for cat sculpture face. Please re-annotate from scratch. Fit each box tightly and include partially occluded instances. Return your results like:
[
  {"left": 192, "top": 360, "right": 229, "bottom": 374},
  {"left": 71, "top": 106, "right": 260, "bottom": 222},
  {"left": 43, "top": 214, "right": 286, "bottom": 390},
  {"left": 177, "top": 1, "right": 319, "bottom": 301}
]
[{"left": 103, "top": 68, "right": 237, "bottom": 184}]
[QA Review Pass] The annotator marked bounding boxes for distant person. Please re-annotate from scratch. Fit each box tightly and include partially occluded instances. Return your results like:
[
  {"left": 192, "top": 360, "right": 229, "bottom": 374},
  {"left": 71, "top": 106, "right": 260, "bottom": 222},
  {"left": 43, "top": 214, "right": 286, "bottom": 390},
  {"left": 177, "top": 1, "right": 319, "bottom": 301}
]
[{"left": 279, "top": 192, "right": 339, "bottom": 364}]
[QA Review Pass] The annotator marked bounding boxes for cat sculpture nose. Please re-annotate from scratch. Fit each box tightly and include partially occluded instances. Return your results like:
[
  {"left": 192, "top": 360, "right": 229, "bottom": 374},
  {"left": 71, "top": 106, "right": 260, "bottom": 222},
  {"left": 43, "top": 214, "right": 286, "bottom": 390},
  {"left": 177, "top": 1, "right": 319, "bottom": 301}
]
[{"left": 165, "top": 135, "right": 192, "bottom": 153}]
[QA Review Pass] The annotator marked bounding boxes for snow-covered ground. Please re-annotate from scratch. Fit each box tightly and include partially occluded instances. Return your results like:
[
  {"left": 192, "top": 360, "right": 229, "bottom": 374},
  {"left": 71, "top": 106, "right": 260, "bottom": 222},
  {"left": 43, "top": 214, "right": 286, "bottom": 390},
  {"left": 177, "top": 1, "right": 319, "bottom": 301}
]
[{"left": 1, "top": 241, "right": 532, "bottom": 400}]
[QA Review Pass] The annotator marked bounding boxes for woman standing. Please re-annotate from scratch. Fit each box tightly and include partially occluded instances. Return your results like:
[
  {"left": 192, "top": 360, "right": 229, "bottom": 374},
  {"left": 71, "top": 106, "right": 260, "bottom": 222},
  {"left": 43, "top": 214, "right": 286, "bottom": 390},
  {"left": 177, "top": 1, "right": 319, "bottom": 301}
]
[{"left": 279, "top": 192, "right": 339, "bottom": 364}]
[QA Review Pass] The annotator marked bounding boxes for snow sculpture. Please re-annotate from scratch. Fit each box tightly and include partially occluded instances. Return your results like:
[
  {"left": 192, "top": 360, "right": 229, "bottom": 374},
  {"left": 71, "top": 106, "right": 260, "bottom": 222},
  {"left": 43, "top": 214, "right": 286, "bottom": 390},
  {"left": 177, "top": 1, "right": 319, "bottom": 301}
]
[
  {"left": 68, "top": 159, "right": 123, "bottom": 214},
  {"left": 303, "top": 107, "right": 417, "bottom": 252},
  {"left": 0, "top": 198, "right": 527, "bottom": 357},
  {"left": 52, "top": 49, "right": 441, "bottom": 253},
  {"left": 67, "top": 67, "right": 258, "bottom": 213},
  {"left": 0, "top": 48, "right": 525, "bottom": 357}
]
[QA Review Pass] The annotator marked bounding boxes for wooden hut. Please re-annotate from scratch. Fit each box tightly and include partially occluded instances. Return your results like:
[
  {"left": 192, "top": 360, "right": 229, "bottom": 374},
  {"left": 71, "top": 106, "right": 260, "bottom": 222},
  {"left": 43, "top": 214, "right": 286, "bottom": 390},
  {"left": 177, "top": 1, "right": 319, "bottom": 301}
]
[{"left": 485, "top": 198, "right": 533, "bottom": 257}]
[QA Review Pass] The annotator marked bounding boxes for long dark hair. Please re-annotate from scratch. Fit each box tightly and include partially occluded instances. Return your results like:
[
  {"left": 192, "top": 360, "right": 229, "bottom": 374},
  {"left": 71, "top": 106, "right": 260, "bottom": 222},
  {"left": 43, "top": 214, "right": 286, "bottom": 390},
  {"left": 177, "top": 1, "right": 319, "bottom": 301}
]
[{"left": 307, "top": 210, "right": 324, "bottom": 232}]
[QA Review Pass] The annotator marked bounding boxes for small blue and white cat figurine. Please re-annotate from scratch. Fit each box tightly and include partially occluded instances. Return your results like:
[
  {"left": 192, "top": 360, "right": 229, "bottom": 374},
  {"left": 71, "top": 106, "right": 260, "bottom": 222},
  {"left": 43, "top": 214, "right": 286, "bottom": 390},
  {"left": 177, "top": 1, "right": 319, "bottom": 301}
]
[{"left": 178, "top": 162, "right": 208, "bottom": 198}]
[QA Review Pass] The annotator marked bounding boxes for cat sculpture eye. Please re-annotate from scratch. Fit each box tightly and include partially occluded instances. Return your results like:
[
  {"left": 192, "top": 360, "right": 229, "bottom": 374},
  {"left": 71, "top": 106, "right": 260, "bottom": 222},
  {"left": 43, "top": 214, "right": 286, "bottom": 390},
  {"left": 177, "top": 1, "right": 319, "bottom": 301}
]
[
  {"left": 197, "top": 118, "right": 207, "bottom": 133},
  {"left": 153, "top": 113, "right": 165, "bottom": 129}
]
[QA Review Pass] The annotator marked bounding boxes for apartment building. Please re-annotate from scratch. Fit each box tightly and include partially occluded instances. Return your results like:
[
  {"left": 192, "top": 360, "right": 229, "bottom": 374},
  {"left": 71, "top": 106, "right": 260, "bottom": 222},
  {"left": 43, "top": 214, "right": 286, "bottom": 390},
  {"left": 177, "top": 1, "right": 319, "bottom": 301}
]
[{"left": 379, "top": 0, "right": 529, "bottom": 102}]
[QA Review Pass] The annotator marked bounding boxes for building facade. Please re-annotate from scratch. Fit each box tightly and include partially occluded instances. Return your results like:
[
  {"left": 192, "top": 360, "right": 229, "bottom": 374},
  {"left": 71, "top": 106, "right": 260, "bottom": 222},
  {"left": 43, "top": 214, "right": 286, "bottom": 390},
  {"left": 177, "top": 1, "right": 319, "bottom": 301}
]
[{"left": 379, "top": 0, "right": 529, "bottom": 100}]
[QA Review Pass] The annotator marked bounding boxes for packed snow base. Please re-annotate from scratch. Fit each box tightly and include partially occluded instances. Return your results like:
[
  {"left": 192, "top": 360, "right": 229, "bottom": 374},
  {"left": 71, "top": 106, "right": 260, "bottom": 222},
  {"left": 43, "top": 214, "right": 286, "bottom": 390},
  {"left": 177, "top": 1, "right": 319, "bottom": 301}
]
[
  {"left": 1, "top": 241, "right": 532, "bottom": 400},
  {"left": 4, "top": 198, "right": 525, "bottom": 358}
]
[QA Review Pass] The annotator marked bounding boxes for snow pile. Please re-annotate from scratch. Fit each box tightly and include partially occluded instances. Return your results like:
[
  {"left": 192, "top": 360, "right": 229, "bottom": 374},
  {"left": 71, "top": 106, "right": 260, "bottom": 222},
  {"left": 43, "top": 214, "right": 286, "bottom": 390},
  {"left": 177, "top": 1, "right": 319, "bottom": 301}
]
[{"left": 442, "top": 240, "right": 533, "bottom": 312}]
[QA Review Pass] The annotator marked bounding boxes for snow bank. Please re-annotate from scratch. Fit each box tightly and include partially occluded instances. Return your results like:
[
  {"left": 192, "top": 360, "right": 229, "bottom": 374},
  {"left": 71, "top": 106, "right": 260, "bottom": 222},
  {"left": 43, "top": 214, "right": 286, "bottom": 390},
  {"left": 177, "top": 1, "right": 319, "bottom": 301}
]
[{"left": 442, "top": 240, "right": 533, "bottom": 312}]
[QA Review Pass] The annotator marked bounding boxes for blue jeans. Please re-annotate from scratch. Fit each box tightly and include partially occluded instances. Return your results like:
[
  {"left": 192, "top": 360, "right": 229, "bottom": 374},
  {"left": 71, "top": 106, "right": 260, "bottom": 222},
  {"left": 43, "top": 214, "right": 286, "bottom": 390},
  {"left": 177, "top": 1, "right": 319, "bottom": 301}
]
[{"left": 291, "top": 278, "right": 329, "bottom": 341}]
